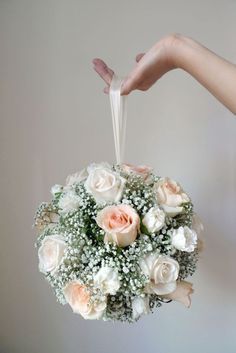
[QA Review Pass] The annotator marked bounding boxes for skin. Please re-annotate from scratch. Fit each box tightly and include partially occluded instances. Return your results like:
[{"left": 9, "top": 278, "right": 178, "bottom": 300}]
[{"left": 93, "top": 34, "right": 236, "bottom": 114}]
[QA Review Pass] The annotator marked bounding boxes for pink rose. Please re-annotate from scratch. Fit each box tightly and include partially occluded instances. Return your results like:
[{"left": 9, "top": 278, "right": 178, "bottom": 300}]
[
  {"left": 96, "top": 204, "right": 140, "bottom": 247},
  {"left": 122, "top": 163, "right": 152, "bottom": 181},
  {"left": 63, "top": 281, "right": 106, "bottom": 320}
]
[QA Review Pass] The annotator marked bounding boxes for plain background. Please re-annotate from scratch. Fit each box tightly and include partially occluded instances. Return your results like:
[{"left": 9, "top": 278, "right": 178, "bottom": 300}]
[{"left": 1, "top": 1, "right": 236, "bottom": 352}]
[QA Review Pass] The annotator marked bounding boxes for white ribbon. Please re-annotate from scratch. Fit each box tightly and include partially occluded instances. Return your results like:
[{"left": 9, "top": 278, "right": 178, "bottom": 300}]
[{"left": 109, "top": 74, "right": 127, "bottom": 165}]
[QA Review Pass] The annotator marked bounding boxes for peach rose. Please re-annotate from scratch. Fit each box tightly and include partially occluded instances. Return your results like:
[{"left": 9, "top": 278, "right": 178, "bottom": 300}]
[
  {"left": 96, "top": 204, "right": 140, "bottom": 247},
  {"left": 154, "top": 177, "right": 190, "bottom": 217},
  {"left": 161, "top": 280, "right": 194, "bottom": 308},
  {"left": 63, "top": 281, "right": 106, "bottom": 320},
  {"left": 122, "top": 163, "right": 152, "bottom": 181}
]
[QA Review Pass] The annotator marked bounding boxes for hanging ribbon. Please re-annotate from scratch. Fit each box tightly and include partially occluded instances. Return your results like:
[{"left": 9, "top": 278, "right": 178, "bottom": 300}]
[{"left": 109, "top": 74, "right": 127, "bottom": 165}]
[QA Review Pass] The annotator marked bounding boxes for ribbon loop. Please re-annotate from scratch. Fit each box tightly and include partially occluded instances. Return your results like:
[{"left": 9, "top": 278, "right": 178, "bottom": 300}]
[{"left": 109, "top": 74, "right": 127, "bottom": 164}]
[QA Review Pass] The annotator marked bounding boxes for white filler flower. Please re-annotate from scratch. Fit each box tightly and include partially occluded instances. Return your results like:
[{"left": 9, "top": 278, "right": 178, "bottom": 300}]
[
  {"left": 132, "top": 296, "right": 150, "bottom": 320},
  {"left": 58, "top": 190, "right": 81, "bottom": 214},
  {"left": 94, "top": 267, "right": 120, "bottom": 295},
  {"left": 142, "top": 206, "right": 165, "bottom": 233},
  {"left": 171, "top": 226, "right": 197, "bottom": 252}
]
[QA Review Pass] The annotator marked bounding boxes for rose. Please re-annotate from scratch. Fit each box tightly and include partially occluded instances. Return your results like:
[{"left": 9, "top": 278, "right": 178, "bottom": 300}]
[
  {"left": 85, "top": 163, "right": 125, "bottom": 204},
  {"left": 132, "top": 296, "right": 150, "bottom": 320},
  {"left": 94, "top": 267, "right": 120, "bottom": 295},
  {"left": 142, "top": 206, "right": 165, "bottom": 233},
  {"left": 96, "top": 204, "right": 140, "bottom": 247},
  {"left": 58, "top": 190, "right": 81, "bottom": 215},
  {"left": 171, "top": 226, "right": 197, "bottom": 252},
  {"left": 38, "top": 235, "right": 66, "bottom": 274},
  {"left": 160, "top": 280, "right": 194, "bottom": 307},
  {"left": 140, "top": 253, "right": 179, "bottom": 295},
  {"left": 154, "top": 177, "right": 190, "bottom": 217},
  {"left": 121, "top": 163, "right": 152, "bottom": 181},
  {"left": 63, "top": 281, "right": 106, "bottom": 320}
]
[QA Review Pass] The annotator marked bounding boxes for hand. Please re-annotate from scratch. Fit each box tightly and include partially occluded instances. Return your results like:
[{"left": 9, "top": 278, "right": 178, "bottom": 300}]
[
  {"left": 93, "top": 34, "right": 179, "bottom": 95},
  {"left": 93, "top": 34, "right": 236, "bottom": 114}
]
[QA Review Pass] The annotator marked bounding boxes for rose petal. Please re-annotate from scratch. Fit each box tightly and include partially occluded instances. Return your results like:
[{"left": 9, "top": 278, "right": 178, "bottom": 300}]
[{"left": 161, "top": 280, "right": 194, "bottom": 308}]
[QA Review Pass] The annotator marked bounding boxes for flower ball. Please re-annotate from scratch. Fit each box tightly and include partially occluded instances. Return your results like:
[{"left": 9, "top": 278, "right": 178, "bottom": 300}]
[{"left": 34, "top": 162, "right": 202, "bottom": 322}]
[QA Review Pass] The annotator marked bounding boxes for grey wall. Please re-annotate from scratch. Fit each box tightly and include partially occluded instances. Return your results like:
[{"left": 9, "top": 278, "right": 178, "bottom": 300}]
[{"left": 1, "top": 1, "right": 236, "bottom": 352}]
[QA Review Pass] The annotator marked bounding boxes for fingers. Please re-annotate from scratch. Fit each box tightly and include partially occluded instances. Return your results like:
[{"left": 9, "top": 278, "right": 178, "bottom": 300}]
[
  {"left": 120, "top": 53, "right": 145, "bottom": 95},
  {"left": 136, "top": 52, "right": 145, "bottom": 62},
  {"left": 103, "top": 86, "right": 109, "bottom": 94},
  {"left": 121, "top": 76, "right": 139, "bottom": 95},
  {"left": 92, "top": 53, "right": 145, "bottom": 95},
  {"left": 92, "top": 58, "right": 114, "bottom": 85}
]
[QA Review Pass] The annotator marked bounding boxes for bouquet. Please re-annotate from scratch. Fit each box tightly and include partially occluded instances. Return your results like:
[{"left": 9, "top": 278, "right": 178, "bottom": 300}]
[{"left": 34, "top": 162, "right": 202, "bottom": 322}]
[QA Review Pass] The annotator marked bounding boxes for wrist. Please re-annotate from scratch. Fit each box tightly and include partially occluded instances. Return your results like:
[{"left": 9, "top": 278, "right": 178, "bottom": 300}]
[{"left": 163, "top": 33, "right": 193, "bottom": 70}]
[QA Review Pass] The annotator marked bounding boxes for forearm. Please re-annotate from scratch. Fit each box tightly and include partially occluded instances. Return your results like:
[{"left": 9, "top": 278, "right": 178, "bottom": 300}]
[{"left": 172, "top": 35, "right": 236, "bottom": 114}]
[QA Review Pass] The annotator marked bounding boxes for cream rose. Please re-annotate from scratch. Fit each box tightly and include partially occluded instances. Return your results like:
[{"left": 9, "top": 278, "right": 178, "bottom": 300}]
[
  {"left": 142, "top": 206, "right": 165, "bottom": 233},
  {"left": 154, "top": 177, "right": 190, "bottom": 217},
  {"left": 160, "top": 280, "right": 194, "bottom": 307},
  {"left": 171, "top": 226, "right": 197, "bottom": 252},
  {"left": 140, "top": 253, "right": 179, "bottom": 295},
  {"left": 38, "top": 235, "right": 67, "bottom": 274},
  {"left": 121, "top": 163, "right": 152, "bottom": 181},
  {"left": 132, "top": 296, "right": 150, "bottom": 320},
  {"left": 63, "top": 281, "right": 106, "bottom": 320},
  {"left": 94, "top": 267, "right": 120, "bottom": 295},
  {"left": 85, "top": 164, "right": 125, "bottom": 204},
  {"left": 96, "top": 204, "right": 140, "bottom": 247},
  {"left": 58, "top": 190, "right": 81, "bottom": 214}
]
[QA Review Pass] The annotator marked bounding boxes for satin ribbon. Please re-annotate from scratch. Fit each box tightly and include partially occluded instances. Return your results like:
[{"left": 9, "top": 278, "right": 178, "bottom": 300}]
[{"left": 109, "top": 74, "right": 127, "bottom": 165}]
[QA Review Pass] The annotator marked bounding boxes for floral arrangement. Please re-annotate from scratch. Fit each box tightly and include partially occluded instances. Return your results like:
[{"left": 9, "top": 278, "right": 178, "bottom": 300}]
[{"left": 34, "top": 162, "right": 202, "bottom": 322}]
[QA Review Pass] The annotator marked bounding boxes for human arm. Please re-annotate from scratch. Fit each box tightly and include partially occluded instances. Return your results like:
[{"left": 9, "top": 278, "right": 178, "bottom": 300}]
[{"left": 93, "top": 34, "right": 236, "bottom": 114}]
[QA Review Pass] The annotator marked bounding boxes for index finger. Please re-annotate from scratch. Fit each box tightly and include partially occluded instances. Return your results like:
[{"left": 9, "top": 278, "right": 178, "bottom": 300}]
[{"left": 92, "top": 58, "right": 114, "bottom": 85}]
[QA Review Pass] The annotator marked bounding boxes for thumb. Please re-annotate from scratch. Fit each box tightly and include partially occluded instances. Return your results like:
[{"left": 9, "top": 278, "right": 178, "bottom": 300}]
[{"left": 121, "top": 77, "right": 136, "bottom": 95}]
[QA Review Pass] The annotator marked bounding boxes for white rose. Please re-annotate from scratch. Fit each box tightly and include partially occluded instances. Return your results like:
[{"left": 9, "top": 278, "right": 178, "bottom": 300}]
[
  {"left": 63, "top": 281, "right": 106, "bottom": 320},
  {"left": 65, "top": 168, "right": 88, "bottom": 188},
  {"left": 85, "top": 163, "right": 125, "bottom": 204},
  {"left": 132, "top": 296, "right": 150, "bottom": 320},
  {"left": 51, "top": 184, "right": 63, "bottom": 196},
  {"left": 140, "top": 253, "right": 179, "bottom": 295},
  {"left": 38, "top": 235, "right": 66, "bottom": 274},
  {"left": 58, "top": 190, "right": 81, "bottom": 214},
  {"left": 94, "top": 267, "right": 120, "bottom": 295},
  {"left": 142, "top": 206, "right": 165, "bottom": 233},
  {"left": 154, "top": 177, "right": 190, "bottom": 217},
  {"left": 171, "top": 226, "right": 197, "bottom": 252}
]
